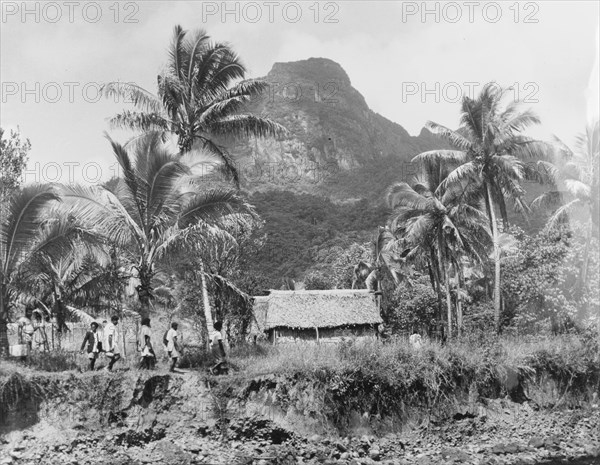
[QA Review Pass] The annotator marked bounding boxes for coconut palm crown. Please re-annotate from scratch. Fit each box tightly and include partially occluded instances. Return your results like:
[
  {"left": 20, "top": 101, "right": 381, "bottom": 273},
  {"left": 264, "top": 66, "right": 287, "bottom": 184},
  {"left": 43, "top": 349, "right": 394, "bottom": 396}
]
[
  {"left": 387, "top": 155, "right": 490, "bottom": 337},
  {"left": 413, "top": 82, "right": 550, "bottom": 331},
  {"left": 101, "top": 25, "right": 287, "bottom": 185},
  {"left": 62, "top": 132, "right": 257, "bottom": 318}
]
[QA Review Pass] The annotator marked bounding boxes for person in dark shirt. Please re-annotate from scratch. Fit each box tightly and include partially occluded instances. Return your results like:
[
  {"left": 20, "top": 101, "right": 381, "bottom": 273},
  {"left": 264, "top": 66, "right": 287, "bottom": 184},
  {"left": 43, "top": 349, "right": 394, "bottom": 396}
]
[{"left": 80, "top": 322, "right": 101, "bottom": 371}]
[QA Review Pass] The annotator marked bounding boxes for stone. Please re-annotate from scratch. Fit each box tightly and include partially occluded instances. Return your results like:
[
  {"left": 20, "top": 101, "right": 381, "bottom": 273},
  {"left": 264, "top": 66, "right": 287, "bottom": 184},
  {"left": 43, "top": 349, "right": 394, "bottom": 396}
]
[
  {"left": 369, "top": 448, "right": 381, "bottom": 461},
  {"left": 336, "top": 441, "right": 348, "bottom": 452},
  {"left": 528, "top": 437, "right": 545, "bottom": 449}
]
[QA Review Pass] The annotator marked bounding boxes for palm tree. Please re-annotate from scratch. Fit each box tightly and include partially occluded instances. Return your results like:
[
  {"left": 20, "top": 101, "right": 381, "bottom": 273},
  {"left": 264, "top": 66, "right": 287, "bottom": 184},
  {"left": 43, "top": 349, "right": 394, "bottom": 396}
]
[
  {"left": 17, "top": 237, "right": 125, "bottom": 341},
  {"left": 0, "top": 187, "right": 83, "bottom": 355},
  {"left": 533, "top": 121, "right": 599, "bottom": 290},
  {"left": 101, "top": 25, "right": 287, "bottom": 184},
  {"left": 417, "top": 83, "right": 549, "bottom": 331},
  {"left": 387, "top": 156, "right": 490, "bottom": 338},
  {"left": 62, "top": 132, "right": 256, "bottom": 319}
]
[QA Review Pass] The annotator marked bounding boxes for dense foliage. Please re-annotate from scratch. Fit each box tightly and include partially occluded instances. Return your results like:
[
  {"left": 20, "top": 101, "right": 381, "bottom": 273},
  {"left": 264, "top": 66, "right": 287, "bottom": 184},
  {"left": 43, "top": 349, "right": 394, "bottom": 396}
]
[
  {"left": 502, "top": 225, "right": 599, "bottom": 332},
  {"left": 0, "top": 127, "right": 30, "bottom": 201},
  {"left": 242, "top": 191, "right": 388, "bottom": 288}
]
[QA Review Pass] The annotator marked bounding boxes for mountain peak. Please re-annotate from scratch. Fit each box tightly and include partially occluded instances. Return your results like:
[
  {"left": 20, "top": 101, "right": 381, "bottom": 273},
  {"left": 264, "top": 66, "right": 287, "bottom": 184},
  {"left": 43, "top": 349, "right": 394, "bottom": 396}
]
[{"left": 267, "top": 57, "right": 351, "bottom": 86}]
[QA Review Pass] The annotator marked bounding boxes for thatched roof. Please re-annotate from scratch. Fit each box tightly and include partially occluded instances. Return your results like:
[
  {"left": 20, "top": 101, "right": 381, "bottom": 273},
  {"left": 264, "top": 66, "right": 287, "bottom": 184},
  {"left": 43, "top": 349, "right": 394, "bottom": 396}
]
[{"left": 252, "top": 289, "right": 381, "bottom": 330}]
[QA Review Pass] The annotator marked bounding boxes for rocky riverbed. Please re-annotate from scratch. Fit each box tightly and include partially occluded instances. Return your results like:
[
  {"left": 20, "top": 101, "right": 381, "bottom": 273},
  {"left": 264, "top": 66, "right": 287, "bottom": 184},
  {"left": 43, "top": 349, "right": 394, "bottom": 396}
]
[
  {"left": 1, "top": 363, "right": 599, "bottom": 465},
  {"left": 1, "top": 396, "right": 599, "bottom": 465}
]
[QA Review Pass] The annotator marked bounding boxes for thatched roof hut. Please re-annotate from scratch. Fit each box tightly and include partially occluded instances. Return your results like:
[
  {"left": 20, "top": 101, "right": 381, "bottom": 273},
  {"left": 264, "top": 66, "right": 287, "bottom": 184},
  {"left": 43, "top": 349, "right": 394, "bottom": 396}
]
[{"left": 252, "top": 289, "right": 382, "bottom": 335}]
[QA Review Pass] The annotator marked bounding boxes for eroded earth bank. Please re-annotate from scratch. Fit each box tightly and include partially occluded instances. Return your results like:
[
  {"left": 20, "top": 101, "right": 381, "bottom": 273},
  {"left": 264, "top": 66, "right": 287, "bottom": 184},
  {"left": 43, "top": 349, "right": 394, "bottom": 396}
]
[{"left": 1, "top": 366, "right": 599, "bottom": 465}]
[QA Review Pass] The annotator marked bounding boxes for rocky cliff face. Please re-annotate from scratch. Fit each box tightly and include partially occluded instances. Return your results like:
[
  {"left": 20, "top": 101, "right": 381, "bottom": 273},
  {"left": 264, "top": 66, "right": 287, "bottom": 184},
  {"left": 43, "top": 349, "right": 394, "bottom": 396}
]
[{"left": 231, "top": 58, "right": 442, "bottom": 196}]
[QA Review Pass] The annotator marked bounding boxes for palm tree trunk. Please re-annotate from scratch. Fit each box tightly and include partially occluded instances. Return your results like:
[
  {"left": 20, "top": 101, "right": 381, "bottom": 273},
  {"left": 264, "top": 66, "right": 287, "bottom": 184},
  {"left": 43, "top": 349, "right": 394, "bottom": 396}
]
[
  {"left": 578, "top": 217, "right": 593, "bottom": 321},
  {"left": 54, "top": 297, "right": 67, "bottom": 348},
  {"left": 427, "top": 261, "right": 436, "bottom": 290},
  {"left": 498, "top": 194, "right": 509, "bottom": 231},
  {"left": 485, "top": 182, "right": 502, "bottom": 333},
  {"left": 580, "top": 218, "right": 592, "bottom": 288},
  {"left": 444, "top": 260, "right": 452, "bottom": 339},
  {"left": 199, "top": 261, "right": 214, "bottom": 342},
  {"left": 0, "top": 286, "right": 9, "bottom": 357},
  {"left": 456, "top": 261, "right": 464, "bottom": 336},
  {"left": 136, "top": 262, "right": 153, "bottom": 318},
  {"left": 54, "top": 286, "right": 68, "bottom": 332},
  {"left": 429, "top": 248, "right": 444, "bottom": 335},
  {"left": 437, "top": 234, "right": 452, "bottom": 340}
]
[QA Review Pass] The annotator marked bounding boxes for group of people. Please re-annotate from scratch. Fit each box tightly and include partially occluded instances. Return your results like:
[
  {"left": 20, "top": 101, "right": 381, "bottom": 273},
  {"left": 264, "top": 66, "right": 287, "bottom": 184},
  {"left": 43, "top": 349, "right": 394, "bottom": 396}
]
[
  {"left": 79, "top": 316, "right": 227, "bottom": 374},
  {"left": 79, "top": 315, "right": 127, "bottom": 371}
]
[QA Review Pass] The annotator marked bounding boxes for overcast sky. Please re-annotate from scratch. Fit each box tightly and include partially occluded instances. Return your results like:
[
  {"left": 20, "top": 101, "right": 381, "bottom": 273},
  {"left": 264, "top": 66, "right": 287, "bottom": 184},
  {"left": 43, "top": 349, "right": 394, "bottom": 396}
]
[{"left": 1, "top": 1, "right": 598, "bottom": 185}]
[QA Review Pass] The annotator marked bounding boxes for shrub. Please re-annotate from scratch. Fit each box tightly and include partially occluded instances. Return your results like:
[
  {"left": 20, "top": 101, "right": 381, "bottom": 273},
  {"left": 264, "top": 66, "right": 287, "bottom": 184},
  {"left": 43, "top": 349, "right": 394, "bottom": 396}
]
[
  {"left": 502, "top": 225, "right": 600, "bottom": 333},
  {"left": 177, "top": 346, "right": 212, "bottom": 369},
  {"left": 303, "top": 271, "right": 334, "bottom": 290},
  {"left": 25, "top": 350, "right": 80, "bottom": 372},
  {"left": 385, "top": 274, "right": 438, "bottom": 335}
]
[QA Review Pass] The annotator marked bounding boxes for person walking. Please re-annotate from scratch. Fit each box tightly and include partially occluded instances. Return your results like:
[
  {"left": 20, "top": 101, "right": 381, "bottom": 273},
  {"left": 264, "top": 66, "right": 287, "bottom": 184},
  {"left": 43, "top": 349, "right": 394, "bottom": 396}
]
[
  {"left": 165, "top": 322, "right": 181, "bottom": 373},
  {"left": 104, "top": 315, "right": 122, "bottom": 371},
  {"left": 210, "top": 321, "right": 228, "bottom": 375},
  {"left": 80, "top": 322, "right": 101, "bottom": 370},
  {"left": 17, "top": 317, "right": 35, "bottom": 358},
  {"left": 138, "top": 318, "right": 156, "bottom": 369}
]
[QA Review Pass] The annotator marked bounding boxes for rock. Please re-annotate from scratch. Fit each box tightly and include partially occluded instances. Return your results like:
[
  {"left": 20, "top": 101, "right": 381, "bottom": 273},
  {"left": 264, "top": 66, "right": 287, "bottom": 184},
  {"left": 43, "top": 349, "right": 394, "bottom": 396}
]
[
  {"left": 504, "top": 442, "right": 521, "bottom": 454},
  {"left": 369, "top": 448, "right": 381, "bottom": 461},
  {"left": 310, "top": 434, "right": 323, "bottom": 443},
  {"left": 336, "top": 441, "right": 348, "bottom": 452},
  {"left": 491, "top": 444, "right": 507, "bottom": 455},
  {"left": 528, "top": 437, "right": 545, "bottom": 449}
]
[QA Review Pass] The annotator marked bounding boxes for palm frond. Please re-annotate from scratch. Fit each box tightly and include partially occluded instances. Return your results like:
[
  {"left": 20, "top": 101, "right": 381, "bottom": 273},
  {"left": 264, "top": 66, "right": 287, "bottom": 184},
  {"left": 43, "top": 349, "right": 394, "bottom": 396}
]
[
  {"left": 66, "top": 305, "right": 97, "bottom": 324},
  {"left": 108, "top": 111, "right": 170, "bottom": 133},
  {"left": 387, "top": 182, "right": 430, "bottom": 210},
  {"left": 100, "top": 82, "right": 162, "bottom": 114},
  {"left": 546, "top": 198, "right": 582, "bottom": 229},
  {"left": 425, "top": 121, "right": 472, "bottom": 151},
  {"left": 412, "top": 150, "right": 467, "bottom": 165},
  {"left": 177, "top": 189, "right": 254, "bottom": 229},
  {"left": 1, "top": 185, "right": 61, "bottom": 276},
  {"left": 59, "top": 184, "right": 140, "bottom": 247},
  {"left": 207, "top": 114, "right": 288, "bottom": 140}
]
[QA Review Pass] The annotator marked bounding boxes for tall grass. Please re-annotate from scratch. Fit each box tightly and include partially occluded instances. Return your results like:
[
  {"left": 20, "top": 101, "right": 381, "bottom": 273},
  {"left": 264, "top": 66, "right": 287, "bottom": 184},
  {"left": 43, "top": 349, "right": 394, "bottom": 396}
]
[
  {"left": 231, "top": 333, "right": 598, "bottom": 379},
  {"left": 227, "top": 333, "right": 599, "bottom": 428}
]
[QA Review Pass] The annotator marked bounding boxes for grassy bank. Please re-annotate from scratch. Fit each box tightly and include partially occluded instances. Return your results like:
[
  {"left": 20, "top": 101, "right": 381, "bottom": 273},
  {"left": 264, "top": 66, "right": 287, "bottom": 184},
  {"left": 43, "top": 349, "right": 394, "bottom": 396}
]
[
  {"left": 2, "top": 333, "right": 599, "bottom": 433},
  {"left": 225, "top": 332, "right": 600, "bottom": 429}
]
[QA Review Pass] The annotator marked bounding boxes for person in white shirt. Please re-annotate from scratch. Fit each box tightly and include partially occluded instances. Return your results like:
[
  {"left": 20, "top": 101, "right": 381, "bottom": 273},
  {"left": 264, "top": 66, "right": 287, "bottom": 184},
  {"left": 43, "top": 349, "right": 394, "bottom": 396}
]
[
  {"left": 165, "top": 322, "right": 180, "bottom": 372},
  {"left": 104, "top": 315, "right": 122, "bottom": 371},
  {"left": 138, "top": 318, "right": 155, "bottom": 369},
  {"left": 409, "top": 333, "right": 423, "bottom": 349},
  {"left": 210, "top": 321, "right": 227, "bottom": 375}
]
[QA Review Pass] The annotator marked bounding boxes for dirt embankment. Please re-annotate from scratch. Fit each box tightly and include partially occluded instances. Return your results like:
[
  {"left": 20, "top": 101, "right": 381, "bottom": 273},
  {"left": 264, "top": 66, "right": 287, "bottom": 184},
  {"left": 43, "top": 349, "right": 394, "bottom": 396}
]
[{"left": 0, "top": 368, "right": 599, "bottom": 465}]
